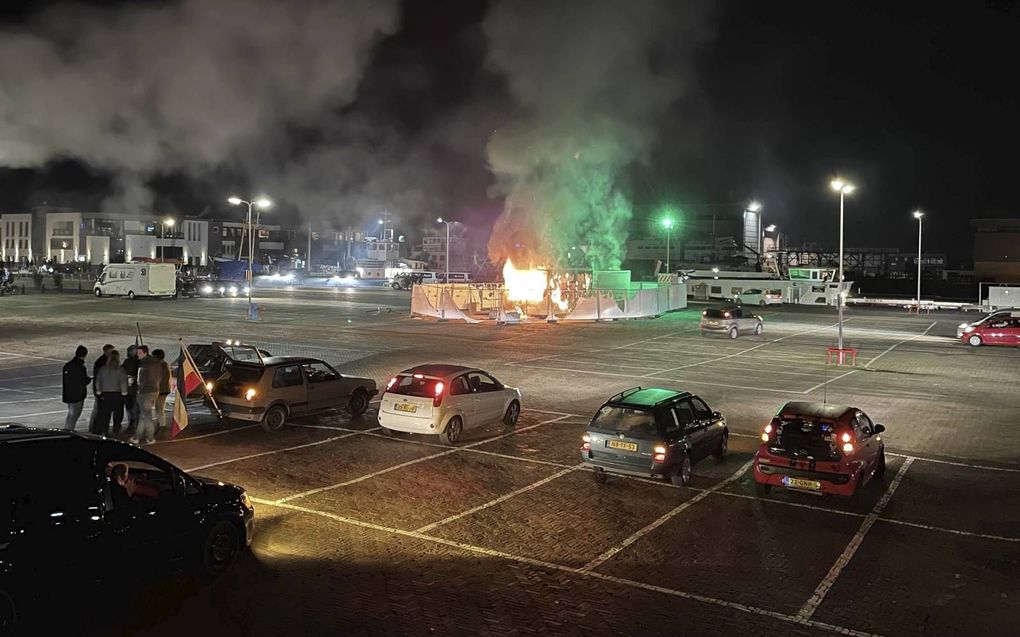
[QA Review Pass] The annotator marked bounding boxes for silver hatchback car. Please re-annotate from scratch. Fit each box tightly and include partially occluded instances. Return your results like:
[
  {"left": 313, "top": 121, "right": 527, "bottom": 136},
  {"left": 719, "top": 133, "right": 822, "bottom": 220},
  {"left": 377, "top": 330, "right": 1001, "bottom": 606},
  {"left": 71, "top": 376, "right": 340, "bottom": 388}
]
[{"left": 700, "top": 306, "right": 763, "bottom": 339}]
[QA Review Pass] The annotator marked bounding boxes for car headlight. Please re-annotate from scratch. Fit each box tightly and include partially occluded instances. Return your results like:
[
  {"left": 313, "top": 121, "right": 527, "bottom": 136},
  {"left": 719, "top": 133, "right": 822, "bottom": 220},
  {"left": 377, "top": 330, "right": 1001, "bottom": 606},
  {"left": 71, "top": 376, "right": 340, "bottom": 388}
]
[
  {"left": 202, "top": 285, "right": 213, "bottom": 293},
  {"left": 244, "top": 388, "right": 257, "bottom": 401},
  {"left": 963, "top": 326, "right": 975, "bottom": 333},
  {"left": 958, "top": 323, "right": 968, "bottom": 329},
  {"left": 240, "top": 491, "right": 254, "bottom": 511}
]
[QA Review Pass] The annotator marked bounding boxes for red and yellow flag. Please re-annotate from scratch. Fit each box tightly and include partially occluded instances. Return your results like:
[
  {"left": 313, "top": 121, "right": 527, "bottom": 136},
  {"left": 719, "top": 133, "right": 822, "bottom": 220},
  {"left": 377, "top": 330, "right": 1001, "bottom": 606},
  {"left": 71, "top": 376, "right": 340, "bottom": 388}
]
[{"left": 172, "top": 349, "right": 203, "bottom": 438}]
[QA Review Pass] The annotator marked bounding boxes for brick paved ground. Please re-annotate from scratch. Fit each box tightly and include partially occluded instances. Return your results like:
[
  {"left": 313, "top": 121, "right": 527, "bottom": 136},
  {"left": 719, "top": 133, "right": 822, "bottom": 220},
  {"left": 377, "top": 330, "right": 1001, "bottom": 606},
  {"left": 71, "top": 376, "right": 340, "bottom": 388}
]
[{"left": 1, "top": 290, "right": 1018, "bottom": 636}]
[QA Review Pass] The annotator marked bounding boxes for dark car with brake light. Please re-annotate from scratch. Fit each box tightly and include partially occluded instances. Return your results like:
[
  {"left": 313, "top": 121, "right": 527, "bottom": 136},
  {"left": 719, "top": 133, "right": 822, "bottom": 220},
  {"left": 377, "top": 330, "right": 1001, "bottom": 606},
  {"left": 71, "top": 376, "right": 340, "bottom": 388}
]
[
  {"left": 580, "top": 387, "right": 728, "bottom": 488},
  {"left": 753, "top": 401, "right": 886, "bottom": 497}
]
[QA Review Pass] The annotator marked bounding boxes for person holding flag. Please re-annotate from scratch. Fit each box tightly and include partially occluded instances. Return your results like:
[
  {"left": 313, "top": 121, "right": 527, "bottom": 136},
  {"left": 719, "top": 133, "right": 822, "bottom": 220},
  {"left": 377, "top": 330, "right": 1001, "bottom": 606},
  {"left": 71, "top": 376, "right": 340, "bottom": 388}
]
[{"left": 172, "top": 340, "right": 219, "bottom": 437}]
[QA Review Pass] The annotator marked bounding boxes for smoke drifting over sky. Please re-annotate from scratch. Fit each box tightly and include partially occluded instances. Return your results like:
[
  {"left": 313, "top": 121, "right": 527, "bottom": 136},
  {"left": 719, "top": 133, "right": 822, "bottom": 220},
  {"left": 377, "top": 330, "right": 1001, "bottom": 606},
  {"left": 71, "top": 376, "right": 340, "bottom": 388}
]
[
  {"left": 483, "top": 0, "right": 712, "bottom": 269},
  {"left": 0, "top": 0, "right": 399, "bottom": 215}
]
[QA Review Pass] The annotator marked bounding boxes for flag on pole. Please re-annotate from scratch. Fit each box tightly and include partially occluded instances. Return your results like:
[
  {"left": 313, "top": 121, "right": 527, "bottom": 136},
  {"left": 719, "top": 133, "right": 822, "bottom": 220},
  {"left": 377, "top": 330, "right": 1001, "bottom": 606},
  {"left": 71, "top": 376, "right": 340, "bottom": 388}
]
[{"left": 172, "top": 346, "right": 203, "bottom": 437}]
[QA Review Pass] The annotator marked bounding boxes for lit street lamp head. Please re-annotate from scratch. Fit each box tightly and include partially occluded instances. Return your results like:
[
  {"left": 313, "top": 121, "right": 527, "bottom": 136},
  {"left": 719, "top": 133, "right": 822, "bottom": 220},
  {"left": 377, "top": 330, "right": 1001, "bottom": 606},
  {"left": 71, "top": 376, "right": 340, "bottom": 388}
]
[
  {"left": 661, "top": 217, "right": 674, "bottom": 229},
  {"left": 747, "top": 200, "right": 762, "bottom": 212},
  {"left": 254, "top": 198, "right": 272, "bottom": 209},
  {"left": 436, "top": 217, "right": 444, "bottom": 223},
  {"left": 830, "top": 179, "right": 855, "bottom": 194},
  {"left": 765, "top": 224, "right": 777, "bottom": 232},
  {"left": 164, "top": 218, "right": 175, "bottom": 227},
  {"left": 913, "top": 210, "right": 924, "bottom": 219},
  {"left": 227, "top": 196, "right": 243, "bottom": 205}
]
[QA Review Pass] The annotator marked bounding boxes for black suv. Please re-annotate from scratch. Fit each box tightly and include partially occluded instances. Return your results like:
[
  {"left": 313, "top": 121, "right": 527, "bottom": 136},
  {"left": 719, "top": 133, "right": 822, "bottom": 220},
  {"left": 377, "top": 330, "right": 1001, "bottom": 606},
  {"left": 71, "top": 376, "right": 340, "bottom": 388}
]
[
  {"left": 580, "top": 387, "right": 729, "bottom": 488},
  {"left": 0, "top": 426, "right": 254, "bottom": 631}
]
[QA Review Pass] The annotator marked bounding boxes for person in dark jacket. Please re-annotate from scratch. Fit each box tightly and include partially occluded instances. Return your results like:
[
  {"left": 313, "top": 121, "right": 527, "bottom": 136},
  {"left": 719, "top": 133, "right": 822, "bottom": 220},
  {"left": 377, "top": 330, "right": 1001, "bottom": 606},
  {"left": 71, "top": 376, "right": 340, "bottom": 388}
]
[
  {"left": 62, "top": 345, "right": 90, "bottom": 430},
  {"left": 151, "top": 349, "right": 172, "bottom": 436},
  {"left": 131, "top": 346, "right": 159, "bottom": 445},
  {"left": 87, "top": 344, "right": 114, "bottom": 433},
  {"left": 93, "top": 349, "right": 129, "bottom": 437},
  {"left": 122, "top": 344, "right": 140, "bottom": 434}
]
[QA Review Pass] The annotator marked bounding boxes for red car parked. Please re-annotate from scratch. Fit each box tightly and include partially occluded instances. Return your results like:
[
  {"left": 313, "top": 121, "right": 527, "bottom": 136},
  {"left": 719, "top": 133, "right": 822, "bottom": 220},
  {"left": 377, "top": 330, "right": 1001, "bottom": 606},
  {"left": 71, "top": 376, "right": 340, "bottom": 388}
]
[
  {"left": 753, "top": 402, "right": 886, "bottom": 497},
  {"left": 960, "top": 315, "right": 1020, "bottom": 347}
]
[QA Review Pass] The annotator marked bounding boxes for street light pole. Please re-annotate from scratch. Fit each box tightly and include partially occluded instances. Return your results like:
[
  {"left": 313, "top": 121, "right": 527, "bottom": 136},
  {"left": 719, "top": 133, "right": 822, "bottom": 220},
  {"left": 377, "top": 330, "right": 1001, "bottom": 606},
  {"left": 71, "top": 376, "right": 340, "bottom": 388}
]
[
  {"left": 830, "top": 180, "right": 855, "bottom": 356},
  {"left": 160, "top": 218, "right": 175, "bottom": 263},
  {"left": 228, "top": 196, "right": 272, "bottom": 320},
  {"left": 437, "top": 218, "right": 452, "bottom": 283},
  {"left": 913, "top": 210, "right": 924, "bottom": 313}
]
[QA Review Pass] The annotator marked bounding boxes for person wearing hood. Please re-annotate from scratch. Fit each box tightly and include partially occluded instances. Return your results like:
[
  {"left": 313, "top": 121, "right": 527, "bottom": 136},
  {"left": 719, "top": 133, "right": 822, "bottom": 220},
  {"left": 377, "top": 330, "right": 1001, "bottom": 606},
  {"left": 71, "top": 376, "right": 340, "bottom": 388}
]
[{"left": 61, "top": 345, "right": 90, "bottom": 430}]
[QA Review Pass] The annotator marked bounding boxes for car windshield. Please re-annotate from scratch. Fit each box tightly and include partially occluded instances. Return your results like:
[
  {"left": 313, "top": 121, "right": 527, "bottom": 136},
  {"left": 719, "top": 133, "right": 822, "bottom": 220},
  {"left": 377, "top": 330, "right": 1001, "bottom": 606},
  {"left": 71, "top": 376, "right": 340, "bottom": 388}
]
[
  {"left": 389, "top": 374, "right": 443, "bottom": 398},
  {"left": 771, "top": 419, "right": 840, "bottom": 460},
  {"left": 216, "top": 365, "right": 264, "bottom": 397},
  {"left": 590, "top": 406, "right": 660, "bottom": 438}
]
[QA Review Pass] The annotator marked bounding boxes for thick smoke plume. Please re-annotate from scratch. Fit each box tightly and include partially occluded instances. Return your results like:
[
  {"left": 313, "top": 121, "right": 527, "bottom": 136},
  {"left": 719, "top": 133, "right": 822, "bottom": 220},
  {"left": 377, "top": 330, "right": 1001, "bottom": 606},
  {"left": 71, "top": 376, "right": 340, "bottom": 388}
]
[
  {"left": 484, "top": 0, "right": 712, "bottom": 270},
  {"left": 0, "top": 0, "right": 399, "bottom": 214}
]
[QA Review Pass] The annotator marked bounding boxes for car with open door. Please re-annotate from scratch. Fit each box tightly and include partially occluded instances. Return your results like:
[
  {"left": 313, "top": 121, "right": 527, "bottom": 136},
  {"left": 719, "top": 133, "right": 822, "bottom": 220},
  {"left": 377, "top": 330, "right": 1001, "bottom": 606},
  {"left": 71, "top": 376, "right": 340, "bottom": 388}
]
[
  {"left": 0, "top": 425, "right": 254, "bottom": 633},
  {"left": 753, "top": 401, "right": 886, "bottom": 497},
  {"left": 209, "top": 356, "right": 378, "bottom": 431},
  {"left": 580, "top": 387, "right": 728, "bottom": 488},
  {"left": 377, "top": 364, "right": 522, "bottom": 444}
]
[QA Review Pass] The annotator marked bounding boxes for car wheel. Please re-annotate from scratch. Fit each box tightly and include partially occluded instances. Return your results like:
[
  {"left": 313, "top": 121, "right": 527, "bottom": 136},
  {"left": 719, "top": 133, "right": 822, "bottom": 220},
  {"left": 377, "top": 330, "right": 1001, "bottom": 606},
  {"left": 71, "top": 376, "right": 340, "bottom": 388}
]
[
  {"left": 759, "top": 300, "right": 766, "bottom": 307},
  {"left": 502, "top": 400, "right": 520, "bottom": 428},
  {"left": 754, "top": 322, "right": 763, "bottom": 336},
  {"left": 201, "top": 521, "right": 241, "bottom": 576},
  {"left": 94, "top": 288, "right": 102, "bottom": 297},
  {"left": 968, "top": 334, "right": 982, "bottom": 347},
  {"left": 592, "top": 467, "right": 608, "bottom": 484},
  {"left": 755, "top": 482, "right": 772, "bottom": 496},
  {"left": 127, "top": 290, "right": 135, "bottom": 300},
  {"left": 438, "top": 416, "right": 463, "bottom": 445},
  {"left": 391, "top": 282, "right": 401, "bottom": 290},
  {"left": 670, "top": 453, "right": 693, "bottom": 487},
  {"left": 874, "top": 450, "right": 886, "bottom": 480},
  {"left": 714, "top": 433, "right": 728, "bottom": 460},
  {"left": 348, "top": 389, "right": 369, "bottom": 417},
  {"left": 261, "top": 405, "right": 287, "bottom": 432},
  {"left": 728, "top": 327, "right": 738, "bottom": 339}
]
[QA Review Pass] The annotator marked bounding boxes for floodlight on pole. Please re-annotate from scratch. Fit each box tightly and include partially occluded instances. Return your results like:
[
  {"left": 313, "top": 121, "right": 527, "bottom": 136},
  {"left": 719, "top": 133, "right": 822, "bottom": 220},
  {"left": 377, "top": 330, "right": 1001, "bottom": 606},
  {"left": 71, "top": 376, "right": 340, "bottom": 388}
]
[
  {"left": 660, "top": 216, "right": 675, "bottom": 275},
  {"left": 228, "top": 195, "right": 273, "bottom": 320},
  {"left": 437, "top": 217, "right": 453, "bottom": 286},
  {"left": 830, "top": 178, "right": 855, "bottom": 358},
  {"left": 913, "top": 210, "right": 925, "bottom": 313}
]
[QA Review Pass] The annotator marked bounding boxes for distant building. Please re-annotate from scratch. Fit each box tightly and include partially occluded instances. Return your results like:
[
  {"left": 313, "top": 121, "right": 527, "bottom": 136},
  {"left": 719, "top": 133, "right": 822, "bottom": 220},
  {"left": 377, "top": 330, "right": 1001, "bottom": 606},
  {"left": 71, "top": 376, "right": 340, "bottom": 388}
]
[
  {"left": 972, "top": 218, "right": 1020, "bottom": 282},
  {"left": 0, "top": 212, "right": 33, "bottom": 263}
]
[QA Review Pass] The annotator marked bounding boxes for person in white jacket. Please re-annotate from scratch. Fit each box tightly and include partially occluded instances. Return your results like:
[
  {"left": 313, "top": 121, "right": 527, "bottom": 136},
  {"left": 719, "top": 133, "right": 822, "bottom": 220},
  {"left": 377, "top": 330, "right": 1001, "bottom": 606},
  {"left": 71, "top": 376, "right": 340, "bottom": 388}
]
[{"left": 93, "top": 350, "right": 129, "bottom": 437}]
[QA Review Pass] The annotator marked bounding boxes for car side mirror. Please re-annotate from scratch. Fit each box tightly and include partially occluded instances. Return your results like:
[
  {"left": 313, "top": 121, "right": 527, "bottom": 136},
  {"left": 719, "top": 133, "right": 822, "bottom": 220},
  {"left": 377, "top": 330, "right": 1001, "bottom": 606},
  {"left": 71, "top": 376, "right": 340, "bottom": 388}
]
[
  {"left": 712, "top": 411, "right": 721, "bottom": 419},
  {"left": 873, "top": 424, "right": 885, "bottom": 434}
]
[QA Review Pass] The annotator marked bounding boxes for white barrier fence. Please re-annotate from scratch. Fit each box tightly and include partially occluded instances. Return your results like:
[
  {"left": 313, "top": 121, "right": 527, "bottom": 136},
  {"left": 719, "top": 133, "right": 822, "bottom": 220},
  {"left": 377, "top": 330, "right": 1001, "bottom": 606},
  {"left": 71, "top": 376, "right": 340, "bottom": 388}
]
[{"left": 410, "top": 283, "right": 687, "bottom": 323}]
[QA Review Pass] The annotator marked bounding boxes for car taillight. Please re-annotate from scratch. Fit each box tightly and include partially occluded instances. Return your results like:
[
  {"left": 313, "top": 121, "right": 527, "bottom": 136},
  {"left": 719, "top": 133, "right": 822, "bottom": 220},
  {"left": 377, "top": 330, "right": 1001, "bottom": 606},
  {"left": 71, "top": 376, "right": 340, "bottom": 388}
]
[
  {"left": 842, "top": 442, "right": 854, "bottom": 454},
  {"left": 653, "top": 445, "right": 667, "bottom": 463},
  {"left": 386, "top": 377, "right": 397, "bottom": 391},
  {"left": 582, "top": 433, "right": 591, "bottom": 451},
  {"left": 761, "top": 422, "right": 773, "bottom": 443},
  {"left": 840, "top": 431, "right": 854, "bottom": 454},
  {"left": 433, "top": 381, "right": 445, "bottom": 407}
]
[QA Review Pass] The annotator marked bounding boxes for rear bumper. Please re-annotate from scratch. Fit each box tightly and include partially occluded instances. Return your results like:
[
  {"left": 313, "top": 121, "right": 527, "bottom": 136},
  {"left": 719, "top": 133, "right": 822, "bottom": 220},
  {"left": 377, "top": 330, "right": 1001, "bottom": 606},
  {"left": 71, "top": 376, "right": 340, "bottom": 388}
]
[
  {"left": 753, "top": 461, "right": 856, "bottom": 496},
  {"left": 580, "top": 452, "right": 673, "bottom": 479},
  {"left": 378, "top": 411, "right": 439, "bottom": 434},
  {"left": 218, "top": 402, "right": 266, "bottom": 422},
  {"left": 700, "top": 323, "right": 736, "bottom": 334}
]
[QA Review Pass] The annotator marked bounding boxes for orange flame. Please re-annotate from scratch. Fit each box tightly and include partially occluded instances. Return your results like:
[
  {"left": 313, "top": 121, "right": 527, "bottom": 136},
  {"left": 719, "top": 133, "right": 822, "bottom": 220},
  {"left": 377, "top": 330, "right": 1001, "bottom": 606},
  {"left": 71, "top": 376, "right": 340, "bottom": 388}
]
[{"left": 502, "top": 258, "right": 548, "bottom": 304}]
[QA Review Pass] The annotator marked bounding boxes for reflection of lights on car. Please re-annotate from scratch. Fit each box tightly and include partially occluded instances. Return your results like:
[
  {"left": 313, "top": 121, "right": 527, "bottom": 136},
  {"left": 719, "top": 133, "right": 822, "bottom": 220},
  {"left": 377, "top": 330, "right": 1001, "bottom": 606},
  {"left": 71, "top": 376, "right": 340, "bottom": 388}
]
[{"left": 201, "top": 285, "right": 213, "bottom": 294}]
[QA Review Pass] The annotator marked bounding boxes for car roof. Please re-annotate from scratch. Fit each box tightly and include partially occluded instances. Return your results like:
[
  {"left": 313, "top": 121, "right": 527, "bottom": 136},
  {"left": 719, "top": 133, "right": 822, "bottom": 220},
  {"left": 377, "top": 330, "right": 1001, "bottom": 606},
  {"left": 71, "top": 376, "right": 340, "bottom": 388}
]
[
  {"left": 0, "top": 424, "right": 98, "bottom": 444},
  {"left": 607, "top": 387, "right": 690, "bottom": 408},
  {"left": 706, "top": 305, "right": 741, "bottom": 312},
  {"left": 397, "top": 364, "right": 477, "bottom": 379},
  {"left": 777, "top": 401, "right": 855, "bottom": 421},
  {"left": 233, "top": 356, "right": 323, "bottom": 368}
]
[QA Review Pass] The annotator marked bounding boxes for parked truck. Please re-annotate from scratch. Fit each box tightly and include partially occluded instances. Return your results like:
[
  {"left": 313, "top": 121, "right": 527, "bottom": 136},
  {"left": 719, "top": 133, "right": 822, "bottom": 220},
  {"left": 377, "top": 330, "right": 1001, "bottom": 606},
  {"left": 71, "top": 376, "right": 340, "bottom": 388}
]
[{"left": 93, "top": 263, "right": 176, "bottom": 299}]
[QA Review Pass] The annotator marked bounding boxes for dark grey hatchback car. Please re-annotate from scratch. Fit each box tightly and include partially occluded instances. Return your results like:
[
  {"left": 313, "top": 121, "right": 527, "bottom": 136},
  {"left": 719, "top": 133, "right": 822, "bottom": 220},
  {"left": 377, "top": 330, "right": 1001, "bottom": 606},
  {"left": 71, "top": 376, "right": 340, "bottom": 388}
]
[{"left": 580, "top": 387, "right": 729, "bottom": 487}]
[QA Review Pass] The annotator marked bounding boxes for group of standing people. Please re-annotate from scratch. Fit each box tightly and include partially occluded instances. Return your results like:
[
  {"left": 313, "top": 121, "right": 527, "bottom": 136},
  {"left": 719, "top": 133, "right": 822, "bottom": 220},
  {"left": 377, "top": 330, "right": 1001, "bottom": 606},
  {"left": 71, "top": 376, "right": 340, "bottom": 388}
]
[{"left": 61, "top": 343, "right": 172, "bottom": 444}]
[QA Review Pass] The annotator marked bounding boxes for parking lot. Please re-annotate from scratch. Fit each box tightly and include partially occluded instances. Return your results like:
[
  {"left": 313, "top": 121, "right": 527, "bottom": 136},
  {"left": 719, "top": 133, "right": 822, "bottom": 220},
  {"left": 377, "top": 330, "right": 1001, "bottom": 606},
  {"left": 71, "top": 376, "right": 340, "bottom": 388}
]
[{"left": 1, "top": 291, "right": 1018, "bottom": 636}]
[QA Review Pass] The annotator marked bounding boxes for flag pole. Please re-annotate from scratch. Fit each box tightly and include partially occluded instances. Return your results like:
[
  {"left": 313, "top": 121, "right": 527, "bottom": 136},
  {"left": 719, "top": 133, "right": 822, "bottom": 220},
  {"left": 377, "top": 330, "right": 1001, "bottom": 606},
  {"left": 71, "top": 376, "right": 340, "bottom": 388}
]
[
  {"left": 135, "top": 322, "right": 144, "bottom": 347},
  {"left": 178, "top": 338, "right": 222, "bottom": 418}
]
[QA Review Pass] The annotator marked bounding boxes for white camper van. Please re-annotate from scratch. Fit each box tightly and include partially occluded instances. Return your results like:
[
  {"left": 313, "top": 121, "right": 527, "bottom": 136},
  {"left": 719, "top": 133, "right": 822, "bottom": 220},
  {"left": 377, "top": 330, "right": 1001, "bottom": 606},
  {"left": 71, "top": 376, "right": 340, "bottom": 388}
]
[{"left": 93, "top": 263, "right": 176, "bottom": 299}]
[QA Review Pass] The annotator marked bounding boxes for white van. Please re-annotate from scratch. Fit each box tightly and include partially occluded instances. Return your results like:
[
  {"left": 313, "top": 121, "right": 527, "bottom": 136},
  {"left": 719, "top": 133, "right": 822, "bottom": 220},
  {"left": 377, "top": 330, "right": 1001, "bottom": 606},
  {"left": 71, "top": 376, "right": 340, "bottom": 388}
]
[{"left": 94, "top": 263, "right": 176, "bottom": 299}]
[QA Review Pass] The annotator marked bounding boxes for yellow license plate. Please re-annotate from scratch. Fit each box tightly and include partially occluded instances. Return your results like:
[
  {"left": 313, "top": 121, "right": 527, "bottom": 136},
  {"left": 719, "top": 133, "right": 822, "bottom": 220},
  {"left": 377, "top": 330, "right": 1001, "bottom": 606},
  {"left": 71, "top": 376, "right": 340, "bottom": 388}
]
[
  {"left": 783, "top": 477, "right": 821, "bottom": 490},
  {"left": 394, "top": 403, "right": 418, "bottom": 413},
  {"left": 607, "top": 440, "right": 638, "bottom": 452}
]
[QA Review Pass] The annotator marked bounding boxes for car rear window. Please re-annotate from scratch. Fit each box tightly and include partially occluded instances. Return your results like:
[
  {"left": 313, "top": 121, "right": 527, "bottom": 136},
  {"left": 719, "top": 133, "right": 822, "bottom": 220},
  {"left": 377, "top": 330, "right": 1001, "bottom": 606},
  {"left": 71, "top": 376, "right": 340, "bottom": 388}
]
[
  {"left": 590, "top": 406, "right": 660, "bottom": 438},
  {"left": 703, "top": 309, "right": 728, "bottom": 318},
  {"left": 388, "top": 374, "right": 443, "bottom": 398},
  {"left": 772, "top": 419, "right": 840, "bottom": 460},
  {"left": 217, "top": 365, "right": 264, "bottom": 397}
]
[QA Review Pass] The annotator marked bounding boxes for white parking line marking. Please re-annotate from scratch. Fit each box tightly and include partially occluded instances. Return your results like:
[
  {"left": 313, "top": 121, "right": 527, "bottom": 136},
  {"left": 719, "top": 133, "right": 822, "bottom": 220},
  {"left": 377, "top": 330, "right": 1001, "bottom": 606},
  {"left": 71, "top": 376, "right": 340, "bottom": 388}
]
[
  {"left": 580, "top": 459, "right": 754, "bottom": 572},
  {"left": 802, "top": 368, "right": 858, "bottom": 394},
  {"left": 0, "top": 396, "right": 58, "bottom": 406},
  {"left": 0, "top": 351, "right": 63, "bottom": 362},
  {"left": 415, "top": 465, "right": 580, "bottom": 533},
  {"left": 149, "top": 425, "right": 258, "bottom": 445},
  {"left": 877, "top": 517, "right": 1020, "bottom": 543},
  {"left": 505, "top": 363, "right": 805, "bottom": 394},
  {"left": 863, "top": 321, "right": 937, "bottom": 368},
  {"left": 798, "top": 457, "right": 914, "bottom": 619},
  {"left": 276, "top": 415, "right": 572, "bottom": 503},
  {"left": 251, "top": 498, "right": 886, "bottom": 637},
  {"left": 887, "top": 452, "right": 1020, "bottom": 474},
  {"left": 184, "top": 432, "right": 360, "bottom": 472},
  {"left": 0, "top": 372, "right": 60, "bottom": 381},
  {"left": 710, "top": 489, "right": 866, "bottom": 518}
]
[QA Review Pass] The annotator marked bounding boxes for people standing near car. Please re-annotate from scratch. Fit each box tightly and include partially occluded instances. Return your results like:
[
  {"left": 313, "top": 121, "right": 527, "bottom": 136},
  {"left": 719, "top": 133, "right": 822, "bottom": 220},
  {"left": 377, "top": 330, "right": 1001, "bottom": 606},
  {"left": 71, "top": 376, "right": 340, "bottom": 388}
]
[
  {"left": 93, "top": 350, "right": 128, "bottom": 437},
  {"left": 88, "top": 344, "right": 114, "bottom": 433},
  {"left": 61, "top": 345, "right": 90, "bottom": 430},
  {"left": 151, "top": 349, "right": 172, "bottom": 435},
  {"left": 131, "top": 346, "right": 159, "bottom": 445},
  {"left": 122, "top": 344, "right": 139, "bottom": 435}
]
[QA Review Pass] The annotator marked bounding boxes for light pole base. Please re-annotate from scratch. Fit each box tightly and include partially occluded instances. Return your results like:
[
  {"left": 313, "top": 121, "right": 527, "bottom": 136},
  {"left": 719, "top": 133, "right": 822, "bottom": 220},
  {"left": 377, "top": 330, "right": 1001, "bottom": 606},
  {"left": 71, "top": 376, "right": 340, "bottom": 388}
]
[{"left": 248, "top": 305, "right": 262, "bottom": 321}]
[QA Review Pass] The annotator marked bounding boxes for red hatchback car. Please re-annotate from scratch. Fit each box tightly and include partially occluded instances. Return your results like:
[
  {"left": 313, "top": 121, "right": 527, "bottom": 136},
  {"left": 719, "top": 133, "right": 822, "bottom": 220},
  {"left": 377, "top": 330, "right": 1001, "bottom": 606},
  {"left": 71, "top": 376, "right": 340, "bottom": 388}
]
[
  {"left": 753, "top": 402, "right": 886, "bottom": 497},
  {"left": 960, "top": 316, "right": 1020, "bottom": 347}
]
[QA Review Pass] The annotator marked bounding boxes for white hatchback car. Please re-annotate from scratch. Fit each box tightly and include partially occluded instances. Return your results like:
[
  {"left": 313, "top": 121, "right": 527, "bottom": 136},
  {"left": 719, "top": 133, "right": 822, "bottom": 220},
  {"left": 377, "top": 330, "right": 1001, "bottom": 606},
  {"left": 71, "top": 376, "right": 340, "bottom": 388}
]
[
  {"left": 736, "top": 288, "right": 783, "bottom": 307},
  {"left": 378, "top": 364, "right": 522, "bottom": 444}
]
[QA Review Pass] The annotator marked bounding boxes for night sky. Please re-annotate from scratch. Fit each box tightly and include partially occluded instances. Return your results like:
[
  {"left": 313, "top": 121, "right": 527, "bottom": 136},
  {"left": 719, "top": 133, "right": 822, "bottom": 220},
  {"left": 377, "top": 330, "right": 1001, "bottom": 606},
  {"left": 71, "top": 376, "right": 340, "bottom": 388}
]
[{"left": 1, "top": 0, "right": 1017, "bottom": 267}]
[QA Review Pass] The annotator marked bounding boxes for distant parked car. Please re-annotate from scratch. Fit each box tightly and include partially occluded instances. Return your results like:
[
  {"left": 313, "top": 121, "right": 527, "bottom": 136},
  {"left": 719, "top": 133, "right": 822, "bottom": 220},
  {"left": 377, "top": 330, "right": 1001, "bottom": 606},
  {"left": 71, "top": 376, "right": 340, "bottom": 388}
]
[
  {"left": 753, "top": 401, "right": 886, "bottom": 497},
  {"left": 580, "top": 387, "right": 728, "bottom": 488},
  {"left": 378, "top": 364, "right": 521, "bottom": 444},
  {"left": 196, "top": 279, "right": 248, "bottom": 298},
  {"left": 735, "top": 288, "right": 783, "bottom": 307},
  {"left": 210, "top": 356, "right": 377, "bottom": 431},
  {"left": 700, "top": 306, "right": 763, "bottom": 339}
]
